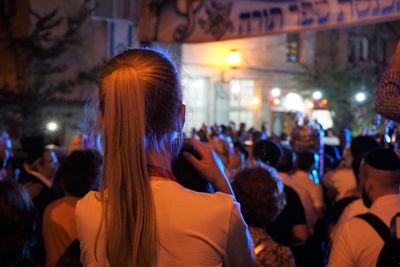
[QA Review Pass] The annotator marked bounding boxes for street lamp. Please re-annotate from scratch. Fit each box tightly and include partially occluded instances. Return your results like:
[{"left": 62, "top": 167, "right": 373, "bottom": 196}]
[
  {"left": 46, "top": 121, "right": 58, "bottom": 132},
  {"left": 227, "top": 49, "right": 241, "bottom": 68},
  {"left": 355, "top": 92, "right": 366, "bottom": 103},
  {"left": 312, "top": 91, "right": 322, "bottom": 100},
  {"left": 271, "top": 87, "right": 281, "bottom": 97}
]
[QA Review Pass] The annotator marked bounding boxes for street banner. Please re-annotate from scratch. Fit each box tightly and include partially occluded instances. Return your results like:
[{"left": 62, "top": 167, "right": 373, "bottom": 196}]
[{"left": 139, "top": 0, "right": 400, "bottom": 43}]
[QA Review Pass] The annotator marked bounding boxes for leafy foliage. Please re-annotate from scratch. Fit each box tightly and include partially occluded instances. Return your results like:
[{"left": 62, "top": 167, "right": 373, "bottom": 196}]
[
  {"left": 0, "top": 0, "right": 101, "bottom": 137},
  {"left": 297, "top": 64, "right": 378, "bottom": 133}
]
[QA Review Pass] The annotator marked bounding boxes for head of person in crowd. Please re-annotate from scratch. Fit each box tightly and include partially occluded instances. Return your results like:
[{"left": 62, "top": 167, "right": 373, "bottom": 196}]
[
  {"left": 99, "top": 48, "right": 184, "bottom": 266},
  {"left": 232, "top": 164, "right": 286, "bottom": 228},
  {"left": 359, "top": 148, "right": 400, "bottom": 208},
  {"left": 277, "top": 146, "right": 295, "bottom": 174},
  {"left": 251, "top": 131, "right": 262, "bottom": 145},
  {"left": 253, "top": 140, "right": 282, "bottom": 168},
  {"left": 350, "top": 135, "right": 379, "bottom": 159},
  {"left": 56, "top": 150, "right": 102, "bottom": 197},
  {"left": 20, "top": 136, "right": 59, "bottom": 180},
  {"left": 239, "top": 122, "right": 246, "bottom": 132},
  {"left": 0, "top": 180, "right": 36, "bottom": 266},
  {"left": 219, "top": 124, "right": 227, "bottom": 135},
  {"left": 296, "top": 150, "right": 317, "bottom": 173}
]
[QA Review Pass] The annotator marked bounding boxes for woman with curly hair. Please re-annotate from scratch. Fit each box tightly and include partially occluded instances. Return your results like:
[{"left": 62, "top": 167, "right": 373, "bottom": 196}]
[{"left": 233, "top": 164, "right": 295, "bottom": 267}]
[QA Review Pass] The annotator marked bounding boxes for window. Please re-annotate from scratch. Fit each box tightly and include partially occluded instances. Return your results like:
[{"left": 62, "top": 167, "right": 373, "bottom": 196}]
[
  {"left": 229, "top": 79, "right": 256, "bottom": 128},
  {"left": 286, "top": 34, "right": 300, "bottom": 63},
  {"left": 348, "top": 36, "right": 369, "bottom": 64},
  {"left": 182, "top": 77, "right": 209, "bottom": 132}
]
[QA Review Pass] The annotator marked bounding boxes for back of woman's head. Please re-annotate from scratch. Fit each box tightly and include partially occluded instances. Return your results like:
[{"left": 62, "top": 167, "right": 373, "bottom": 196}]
[
  {"left": 99, "top": 48, "right": 182, "bottom": 267},
  {"left": 100, "top": 48, "right": 182, "bottom": 153},
  {"left": 56, "top": 150, "right": 101, "bottom": 197},
  {"left": 232, "top": 164, "right": 286, "bottom": 228},
  {"left": 0, "top": 180, "right": 36, "bottom": 266}
]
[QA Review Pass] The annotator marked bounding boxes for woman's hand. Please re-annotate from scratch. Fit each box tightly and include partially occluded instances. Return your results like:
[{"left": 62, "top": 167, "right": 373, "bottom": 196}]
[{"left": 183, "top": 139, "right": 235, "bottom": 198}]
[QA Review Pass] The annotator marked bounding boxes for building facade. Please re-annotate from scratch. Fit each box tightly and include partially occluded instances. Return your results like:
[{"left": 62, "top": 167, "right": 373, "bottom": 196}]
[{"left": 181, "top": 31, "right": 317, "bottom": 135}]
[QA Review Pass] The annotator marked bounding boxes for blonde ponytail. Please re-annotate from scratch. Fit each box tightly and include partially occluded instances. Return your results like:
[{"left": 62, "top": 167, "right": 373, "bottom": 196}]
[
  {"left": 99, "top": 48, "right": 182, "bottom": 267},
  {"left": 100, "top": 66, "right": 157, "bottom": 266}
]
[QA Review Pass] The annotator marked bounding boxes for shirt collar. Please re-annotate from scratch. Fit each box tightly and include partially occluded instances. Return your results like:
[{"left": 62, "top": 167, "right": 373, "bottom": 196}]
[{"left": 370, "top": 194, "right": 400, "bottom": 210}]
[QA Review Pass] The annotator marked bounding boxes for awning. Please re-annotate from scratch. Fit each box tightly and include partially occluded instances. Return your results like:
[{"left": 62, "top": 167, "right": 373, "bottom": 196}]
[{"left": 139, "top": 0, "right": 400, "bottom": 43}]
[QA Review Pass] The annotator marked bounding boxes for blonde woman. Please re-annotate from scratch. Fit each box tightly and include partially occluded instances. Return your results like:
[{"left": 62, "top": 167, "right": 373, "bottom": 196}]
[{"left": 75, "top": 49, "right": 255, "bottom": 267}]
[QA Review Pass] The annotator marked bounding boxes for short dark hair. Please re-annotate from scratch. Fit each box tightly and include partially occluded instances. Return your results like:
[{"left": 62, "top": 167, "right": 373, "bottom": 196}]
[
  {"left": 253, "top": 140, "right": 282, "bottom": 167},
  {"left": 277, "top": 146, "right": 295, "bottom": 173},
  {"left": 364, "top": 148, "right": 400, "bottom": 171},
  {"left": 350, "top": 136, "right": 379, "bottom": 158},
  {"left": 56, "top": 150, "right": 101, "bottom": 197},
  {"left": 296, "top": 151, "right": 316, "bottom": 171},
  {"left": 232, "top": 164, "right": 286, "bottom": 228},
  {"left": 0, "top": 180, "right": 36, "bottom": 265}
]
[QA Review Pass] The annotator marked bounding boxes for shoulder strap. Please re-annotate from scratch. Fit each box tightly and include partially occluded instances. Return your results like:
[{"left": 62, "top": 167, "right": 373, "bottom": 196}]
[{"left": 356, "top": 213, "right": 390, "bottom": 242}]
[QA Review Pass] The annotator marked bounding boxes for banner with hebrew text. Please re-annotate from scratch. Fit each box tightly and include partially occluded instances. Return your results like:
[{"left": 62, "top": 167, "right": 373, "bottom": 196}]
[{"left": 138, "top": 0, "right": 400, "bottom": 43}]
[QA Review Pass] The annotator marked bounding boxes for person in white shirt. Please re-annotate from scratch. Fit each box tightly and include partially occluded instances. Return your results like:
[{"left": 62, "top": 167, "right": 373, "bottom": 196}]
[
  {"left": 277, "top": 146, "right": 317, "bottom": 232},
  {"left": 75, "top": 49, "right": 255, "bottom": 267},
  {"left": 292, "top": 151, "right": 324, "bottom": 219},
  {"left": 329, "top": 148, "right": 400, "bottom": 267}
]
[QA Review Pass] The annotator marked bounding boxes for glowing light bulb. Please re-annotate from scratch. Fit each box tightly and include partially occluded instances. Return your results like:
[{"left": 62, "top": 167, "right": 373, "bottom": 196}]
[
  {"left": 227, "top": 49, "right": 241, "bottom": 67},
  {"left": 312, "top": 91, "right": 322, "bottom": 100},
  {"left": 46, "top": 122, "right": 58, "bottom": 132},
  {"left": 355, "top": 92, "right": 366, "bottom": 103},
  {"left": 271, "top": 88, "right": 281, "bottom": 97}
]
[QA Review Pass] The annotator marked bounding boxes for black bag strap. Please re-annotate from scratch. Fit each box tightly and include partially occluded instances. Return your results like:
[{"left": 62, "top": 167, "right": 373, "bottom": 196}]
[{"left": 356, "top": 213, "right": 391, "bottom": 243}]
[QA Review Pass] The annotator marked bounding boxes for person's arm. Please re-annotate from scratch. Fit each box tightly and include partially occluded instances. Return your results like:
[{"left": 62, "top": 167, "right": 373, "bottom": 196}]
[
  {"left": 286, "top": 186, "right": 310, "bottom": 245},
  {"left": 183, "top": 139, "right": 235, "bottom": 199},
  {"left": 375, "top": 41, "right": 400, "bottom": 122},
  {"left": 225, "top": 202, "right": 256, "bottom": 267}
]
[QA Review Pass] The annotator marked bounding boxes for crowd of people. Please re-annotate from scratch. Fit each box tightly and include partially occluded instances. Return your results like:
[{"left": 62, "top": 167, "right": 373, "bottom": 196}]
[{"left": 0, "top": 45, "right": 400, "bottom": 267}]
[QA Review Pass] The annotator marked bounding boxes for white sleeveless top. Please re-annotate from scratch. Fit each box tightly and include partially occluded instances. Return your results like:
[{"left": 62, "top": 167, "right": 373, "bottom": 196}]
[{"left": 75, "top": 178, "right": 255, "bottom": 267}]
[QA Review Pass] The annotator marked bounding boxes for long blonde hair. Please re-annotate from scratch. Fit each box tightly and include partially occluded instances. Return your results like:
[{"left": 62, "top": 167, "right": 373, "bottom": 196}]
[{"left": 99, "top": 49, "right": 182, "bottom": 266}]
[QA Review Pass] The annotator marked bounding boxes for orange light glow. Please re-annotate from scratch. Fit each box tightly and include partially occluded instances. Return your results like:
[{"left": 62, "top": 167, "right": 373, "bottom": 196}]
[
  {"left": 306, "top": 101, "right": 314, "bottom": 109},
  {"left": 273, "top": 98, "right": 280, "bottom": 105},
  {"left": 321, "top": 99, "right": 328, "bottom": 105},
  {"left": 227, "top": 49, "right": 241, "bottom": 67},
  {"left": 252, "top": 97, "right": 260, "bottom": 105}
]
